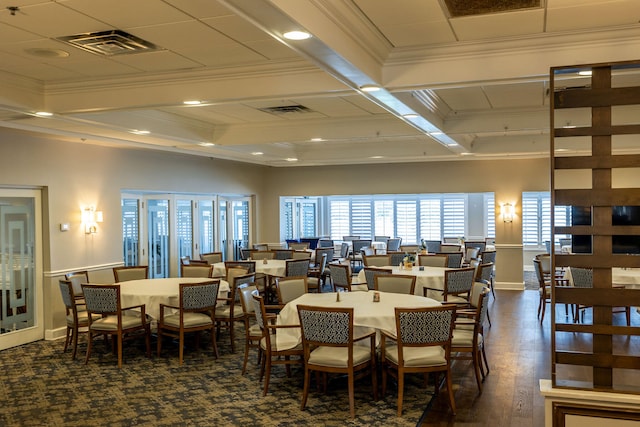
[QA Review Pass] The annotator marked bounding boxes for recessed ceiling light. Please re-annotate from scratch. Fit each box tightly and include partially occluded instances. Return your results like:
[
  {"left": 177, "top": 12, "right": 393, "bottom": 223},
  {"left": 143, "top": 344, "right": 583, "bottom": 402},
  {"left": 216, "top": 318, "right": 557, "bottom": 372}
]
[
  {"left": 183, "top": 100, "right": 203, "bottom": 105},
  {"left": 369, "top": 155, "right": 384, "bottom": 159},
  {"left": 25, "top": 48, "right": 69, "bottom": 58},
  {"left": 286, "top": 157, "right": 298, "bottom": 162},
  {"left": 199, "top": 142, "right": 215, "bottom": 147},
  {"left": 283, "top": 31, "right": 311, "bottom": 40},
  {"left": 131, "top": 129, "right": 150, "bottom": 135},
  {"left": 360, "top": 84, "right": 381, "bottom": 92},
  {"left": 35, "top": 111, "right": 53, "bottom": 117},
  {"left": 252, "top": 152, "right": 264, "bottom": 156},
  {"left": 460, "top": 152, "right": 474, "bottom": 156},
  {"left": 403, "top": 114, "right": 419, "bottom": 119},
  {"left": 310, "top": 138, "right": 324, "bottom": 142}
]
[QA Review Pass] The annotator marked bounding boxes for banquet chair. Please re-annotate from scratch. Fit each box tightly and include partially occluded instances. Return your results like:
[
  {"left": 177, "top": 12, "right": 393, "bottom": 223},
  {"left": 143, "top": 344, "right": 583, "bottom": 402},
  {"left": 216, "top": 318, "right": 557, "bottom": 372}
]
[
  {"left": 65, "top": 270, "right": 89, "bottom": 298},
  {"left": 238, "top": 283, "right": 263, "bottom": 375},
  {"left": 252, "top": 293, "right": 303, "bottom": 396},
  {"left": 386, "top": 237, "right": 402, "bottom": 252},
  {"left": 374, "top": 235, "right": 390, "bottom": 242},
  {"left": 462, "top": 247, "right": 480, "bottom": 267},
  {"left": 351, "top": 239, "right": 372, "bottom": 270},
  {"left": 253, "top": 243, "right": 269, "bottom": 251},
  {"left": 381, "top": 305, "right": 456, "bottom": 416},
  {"left": 479, "top": 250, "right": 497, "bottom": 297},
  {"left": 224, "top": 261, "right": 256, "bottom": 276},
  {"left": 440, "top": 244, "right": 461, "bottom": 253},
  {"left": 157, "top": 280, "right": 220, "bottom": 364},
  {"left": 81, "top": 284, "right": 151, "bottom": 368},
  {"left": 317, "top": 239, "right": 334, "bottom": 248},
  {"left": 181, "top": 264, "right": 213, "bottom": 278},
  {"left": 451, "top": 288, "right": 491, "bottom": 392},
  {"left": 249, "top": 250, "right": 275, "bottom": 260},
  {"left": 200, "top": 252, "right": 223, "bottom": 264},
  {"left": 388, "top": 251, "right": 406, "bottom": 267},
  {"left": 443, "top": 237, "right": 459, "bottom": 243},
  {"left": 338, "top": 242, "right": 350, "bottom": 261},
  {"left": 275, "top": 276, "right": 309, "bottom": 306},
  {"left": 288, "top": 242, "right": 310, "bottom": 250},
  {"left": 571, "top": 267, "right": 630, "bottom": 325},
  {"left": 474, "top": 263, "right": 494, "bottom": 326},
  {"left": 330, "top": 263, "right": 368, "bottom": 292},
  {"left": 438, "top": 251, "right": 463, "bottom": 268},
  {"left": 424, "top": 267, "right": 475, "bottom": 304},
  {"left": 363, "top": 254, "right": 391, "bottom": 267},
  {"left": 113, "top": 265, "right": 148, "bottom": 282},
  {"left": 374, "top": 274, "right": 416, "bottom": 295},
  {"left": 58, "top": 280, "right": 100, "bottom": 360},
  {"left": 314, "top": 247, "right": 334, "bottom": 266},
  {"left": 399, "top": 244, "right": 419, "bottom": 253},
  {"left": 297, "top": 304, "right": 377, "bottom": 419},
  {"left": 342, "top": 235, "right": 359, "bottom": 242},
  {"left": 307, "top": 253, "right": 327, "bottom": 292},
  {"left": 362, "top": 266, "right": 393, "bottom": 290},
  {"left": 273, "top": 249, "right": 294, "bottom": 260},
  {"left": 291, "top": 250, "right": 312, "bottom": 260},
  {"left": 240, "top": 248, "right": 252, "bottom": 260},
  {"left": 423, "top": 240, "right": 442, "bottom": 253},
  {"left": 533, "top": 259, "right": 551, "bottom": 322},
  {"left": 465, "top": 241, "right": 486, "bottom": 253},
  {"left": 418, "top": 254, "right": 448, "bottom": 268},
  {"left": 285, "top": 258, "right": 310, "bottom": 278},
  {"left": 215, "top": 272, "right": 256, "bottom": 353}
]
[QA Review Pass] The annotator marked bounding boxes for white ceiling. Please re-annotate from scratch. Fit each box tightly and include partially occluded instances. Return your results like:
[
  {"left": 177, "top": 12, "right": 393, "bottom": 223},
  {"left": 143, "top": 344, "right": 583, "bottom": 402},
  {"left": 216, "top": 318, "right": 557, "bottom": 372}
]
[{"left": 1, "top": 0, "right": 640, "bottom": 166}]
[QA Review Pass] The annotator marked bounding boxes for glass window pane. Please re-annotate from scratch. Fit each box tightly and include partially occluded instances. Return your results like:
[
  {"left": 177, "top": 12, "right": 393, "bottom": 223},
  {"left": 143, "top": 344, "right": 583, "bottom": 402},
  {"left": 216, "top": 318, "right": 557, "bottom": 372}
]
[{"left": 396, "top": 200, "right": 417, "bottom": 244}]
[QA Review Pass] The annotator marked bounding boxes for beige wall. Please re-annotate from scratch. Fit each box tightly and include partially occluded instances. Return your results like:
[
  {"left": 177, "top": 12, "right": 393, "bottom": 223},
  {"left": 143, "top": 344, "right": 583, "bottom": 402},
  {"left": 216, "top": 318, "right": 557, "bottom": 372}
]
[{"left": 0, "top": 128, "right": 551, "bottom": 339}]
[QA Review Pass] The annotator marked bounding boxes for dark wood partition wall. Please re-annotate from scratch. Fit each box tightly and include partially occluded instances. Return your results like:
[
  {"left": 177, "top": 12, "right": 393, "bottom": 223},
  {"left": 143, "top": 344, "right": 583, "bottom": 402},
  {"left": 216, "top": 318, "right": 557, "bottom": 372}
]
[{"left": 550, "top": 61, "right": 640, "bottom": 391}]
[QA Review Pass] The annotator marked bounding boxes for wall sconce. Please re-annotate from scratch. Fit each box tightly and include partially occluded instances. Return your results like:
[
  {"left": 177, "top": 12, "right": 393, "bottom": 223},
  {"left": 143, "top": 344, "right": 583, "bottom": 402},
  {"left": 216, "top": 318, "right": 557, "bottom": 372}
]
[
  {"left": 82, "top": 207, "right": 103, "bottom": 234},
  {"left": 501, "top": 203, "right": 515, "bottom": 223}
]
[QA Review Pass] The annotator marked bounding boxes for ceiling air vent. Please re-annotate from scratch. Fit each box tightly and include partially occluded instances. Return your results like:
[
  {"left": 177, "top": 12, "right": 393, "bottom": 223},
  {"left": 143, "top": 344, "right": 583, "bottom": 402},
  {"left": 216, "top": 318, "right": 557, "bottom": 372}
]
[
  {"left": 57, "top": 30, "right": 161, "bottom": 56},
  {"left": 259, "top": 105, "right": 313, "bottom": 115}
]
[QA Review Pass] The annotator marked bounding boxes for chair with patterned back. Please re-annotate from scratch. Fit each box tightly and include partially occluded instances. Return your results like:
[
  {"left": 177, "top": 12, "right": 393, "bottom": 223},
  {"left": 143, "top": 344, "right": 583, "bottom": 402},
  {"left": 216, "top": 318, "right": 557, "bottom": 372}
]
[
  {"left": 374, "top": 274, "right": 416, "bottom": 295},
  {"left": 285, "top": 258, "right": 310, "bottom": 278},
  {"left": 440, "top": 244, "right": 461, "bottom": 253},
  {"left": 58, "top": 279, "right": 99, "bottom": 360},
  {"left": 250, "top": 250, "right": 275, "bottom": 260},
  {"left": 237, "top": 283, "right": 262, "bottom": 375},
  {"left": 424, "top": 267, "right": 475, "bottom": 304},
  {"left": 351, "top": 239, "right": 372, "bottom": 270},
  {"left": 291, "top": 250, "right": 312, "bottom": 260},
  {"left": 399, "top": 244, "right": 419, "bottom": 253},
  {"left": 386, "top": 237, "right": 402, "bottom": 252},
  {"left": 342, "top": 235, "right": 359, "bottom": 242},
  {"left": 297, "top": 304, "right": 377, "bottom": 419},
  {"left": 253, "top": 243, "right": 269, "bottom": 251},
  {"left": 381, "top": 305, "right": 456, "bottom": 416},
  {"left": 273, "top": 249, "right": 294, "bottom": 260},
  {"left": 113, "top": 265, "right": 148, "bottom": 282},
  {"left": 157, "top": 280, "right": 220, "bottom": 364},
  {"left": 438, "top": 251, "right": 463, "bottom": 268},
  {"left": 215, "top": 272, "right": 256, "bottom": 352},
  {"left": 423, "top": 240, "right": 442, "bottom": 253},
  {"left": 317, "top": 239, "right": 334, "bottom": 248},
  {"left": 330, "top": 263, "right": 368, "bottom": 292},
  {"left": 418, "top": 254, "right": 448, "bottom": 268},
  {"left": 252, "top": 293, "right": 303, "bottom": 395},
  {"left": 181, "top": 264, "right": 213, "bottom": 278},
  {"left": 479, "top": 250, "right": 497, "bottom": 297},
  {"left": 465, "top": 241, "right": 486, "bottom": 253},
  {"left": 363, "top": 254, "right": 391, "bottom": 267},
  {"left": 314, "top": 247, "right": 334, "bottom": 268},
  {"left": 338, "top": 242, "right": 350, "bottom": 260},
  {"left": 473, "top": 263, "right": 494, "bottom": 326},
  {"left": 388, "top": 251, "right": 406, "bottom": 267},
  {"left": 451, "top": 288, "right": 491, "bottom": 392},
  {"left": 571, "top": 267, "right": 630, "bottom": 325},
  {"left": 240, "top": 248, "right": 252, "bottom": 260},
  {"left": 362, "top": 266, "right": 393, "bottom": 290},
  {"left": 200, "top": 252, "right": 223, "bottom": 264},
  {"left": 307, "top": 253, "right": 327, "bottom": 292},
  {"left": 533, "top": 258, "right": 551, "bottom": 322},
  {"left": 65, "top": 270, "right": 89, "bottom": 298},
  {"left": 81, "top": 284, "right": 151, "bottom": 368}
]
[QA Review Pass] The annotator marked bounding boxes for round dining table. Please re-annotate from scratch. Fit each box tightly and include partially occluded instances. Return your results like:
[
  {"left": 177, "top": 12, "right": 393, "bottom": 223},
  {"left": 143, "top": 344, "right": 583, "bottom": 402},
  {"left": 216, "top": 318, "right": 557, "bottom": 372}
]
[
  {"left": 117, "top": 277, "right": 230, "bottom": 320},
  {"left": 275, "top": 291, "right": 440, "bottom": 350},
  {"left": 212, "top": 259, "right": 287, "bottom": 278},
  {"left": 355, "top": 265, "right": 448, "bottom": 298}
]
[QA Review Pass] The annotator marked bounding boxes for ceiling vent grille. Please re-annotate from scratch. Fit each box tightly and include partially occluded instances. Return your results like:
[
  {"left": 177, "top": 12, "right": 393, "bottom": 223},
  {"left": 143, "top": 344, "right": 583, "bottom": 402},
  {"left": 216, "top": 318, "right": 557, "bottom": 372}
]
[
  {"left": 57, "top": 30, "right": 161, "bottom": 56},
  {"left": 259, "top": 105, "right": 313, "bottom": 115}
]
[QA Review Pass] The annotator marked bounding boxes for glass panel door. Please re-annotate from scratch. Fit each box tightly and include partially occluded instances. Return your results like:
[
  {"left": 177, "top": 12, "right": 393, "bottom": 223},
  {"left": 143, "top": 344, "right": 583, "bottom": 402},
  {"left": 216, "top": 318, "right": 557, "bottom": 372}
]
[
  {"left": 147, "top": 199, "right": 169, "bottom": 278},
  {"left": 197, "top": 200, "right": 215, "bottom": 256},
  {"left": 121, "top": 198, "right": 140, "bottom": 266},
  {"left": 220, "top": 197, "right": 251, "bottom": 260},
  {"left": 0, "top": 189, "right": 42, "bottom": 350},
  {"left": 176, "top": 199, "right": 193, "bottom": 266}
]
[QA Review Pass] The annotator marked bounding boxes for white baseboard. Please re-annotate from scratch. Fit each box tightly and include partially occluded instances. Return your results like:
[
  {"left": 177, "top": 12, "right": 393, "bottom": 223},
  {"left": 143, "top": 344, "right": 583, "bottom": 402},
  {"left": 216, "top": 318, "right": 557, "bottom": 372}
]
[
  {"left": 45, "top": 327, "right": 66, "bottom": 341},
  {"left": 495, "top": 281, "right": 525, "bottom": 291}
]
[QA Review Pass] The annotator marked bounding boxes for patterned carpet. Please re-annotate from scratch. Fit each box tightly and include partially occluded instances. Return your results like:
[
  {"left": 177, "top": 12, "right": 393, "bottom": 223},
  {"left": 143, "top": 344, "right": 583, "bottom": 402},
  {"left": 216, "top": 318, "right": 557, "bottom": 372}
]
[{"left": 0, "top": 324, "right": 443, "bottom": 427}]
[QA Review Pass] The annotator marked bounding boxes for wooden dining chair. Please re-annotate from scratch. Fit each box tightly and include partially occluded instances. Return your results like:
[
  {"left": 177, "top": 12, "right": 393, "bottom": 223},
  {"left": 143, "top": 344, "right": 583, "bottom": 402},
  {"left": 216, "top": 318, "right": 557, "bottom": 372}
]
[
  {"left": 424, "top": 266, "right": 475, "bottom": 304},
  {"left": 237, "top": 283, "right": 263, "bottom": 375},
  {"left": 374, "top": 274, "right": 416, "bottom": 295},
  {"left": 329, "top": 263, "right": 368, "bottom": 292},
  {"left": 64, "top": 270, "right": 89, "bottom": 298},
  {"left": 157, "top": 280, "right": 220, "bottom": 364},
  {"left": 81, "top": 284, "right": 151, "bottom": 368},
  {"left": 200, "top": 252, "right": 223, "bottom": 264},
  {"left": 381, "top": 305, "right": 456, "bottom": 416},
  {"left": 58, "top": 279, "right": 100, "bottom": 360},
  {"left": 363, "top": 254, "right": 391, "bottom": 267},
  {"left": 418, "top": 254, "right": 448, "bottom": 268},
  {"left": 112, "top": 265, "right": 148, "bottom": 282},
  {"left": 215, "top": 272, "right": 256, "bottom": 353},
  {"left": 297, "top": 304, "right": 377, "bottom": 419},
  {"left": 362, "top": 266, "right": 393, "bottom": 290}
]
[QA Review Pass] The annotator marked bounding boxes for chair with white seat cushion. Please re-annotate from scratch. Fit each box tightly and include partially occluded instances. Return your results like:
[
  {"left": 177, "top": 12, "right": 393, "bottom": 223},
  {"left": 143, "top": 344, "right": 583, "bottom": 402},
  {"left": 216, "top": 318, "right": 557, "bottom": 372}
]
[
  {"left": 113, "top": 265, "right": 148, "bottom": 282},
  {"left": 329, "top": 263, "right": 368, "bottom": 292},
  {"left": 157, "top": 280, "right": 220, "bottom": 364},
  {"left": 418, "top": 254, "right": 448, "bottom": 268},
  {"left": 374, "top": 274, "right": 416, "bottom": 295},
  {"left": 297, "top": 304, "right": 377, "bottom": 419},
  {"left": 215, "top": 272, "right": 255, "bottom": 353},
  {"left": 237, "top": 283, "right": 263, "bottom": 375},
  {"left": 58, "top": 279, "right": 100, "bottom": 360},
  {"left": 424, "top": 267, "right": 475, "bottom": 304},
  {"left": 381, "top": 305, "right": 456, "bottom": 416},
  {"left": 362, "top": 266, "right": 393, "bottom": 290}
]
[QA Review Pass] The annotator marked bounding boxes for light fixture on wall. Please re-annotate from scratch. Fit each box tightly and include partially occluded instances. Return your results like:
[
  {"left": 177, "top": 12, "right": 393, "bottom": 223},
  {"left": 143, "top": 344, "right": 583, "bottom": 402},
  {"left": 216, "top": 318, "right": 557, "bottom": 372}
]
[
  {"left": 82, "top": 207, "right": 103, "bottom": 234},
  {"left": 501, "top": 203, "right": 515, "bottom": 223}
]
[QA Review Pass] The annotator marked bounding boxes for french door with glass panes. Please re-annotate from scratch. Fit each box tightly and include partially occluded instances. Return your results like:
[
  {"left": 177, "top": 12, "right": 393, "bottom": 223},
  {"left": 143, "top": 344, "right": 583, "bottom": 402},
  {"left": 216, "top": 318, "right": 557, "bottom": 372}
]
[
  {"left": 0, "top": 188, "right": 43, "bottom": 350},
  {"left": 219, "top": 197, "right": 251, "bottom": 261}
]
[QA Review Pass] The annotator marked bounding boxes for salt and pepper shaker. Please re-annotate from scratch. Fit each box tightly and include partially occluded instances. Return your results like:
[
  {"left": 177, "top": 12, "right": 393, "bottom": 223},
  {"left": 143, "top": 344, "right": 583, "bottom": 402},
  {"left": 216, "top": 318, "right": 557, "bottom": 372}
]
[
  {"left": 336, "top": 292, "right": 341, "bottom": 302},
  {"left": 373, "top": 292, "right": 380, "bottom": 302}
]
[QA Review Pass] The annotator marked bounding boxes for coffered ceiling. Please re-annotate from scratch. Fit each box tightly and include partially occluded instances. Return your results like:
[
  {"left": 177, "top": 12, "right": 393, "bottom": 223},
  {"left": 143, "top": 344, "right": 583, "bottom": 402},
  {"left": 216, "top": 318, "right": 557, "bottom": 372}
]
[{"left": 1, "top": 0, "right": 639, "bottom": 166}]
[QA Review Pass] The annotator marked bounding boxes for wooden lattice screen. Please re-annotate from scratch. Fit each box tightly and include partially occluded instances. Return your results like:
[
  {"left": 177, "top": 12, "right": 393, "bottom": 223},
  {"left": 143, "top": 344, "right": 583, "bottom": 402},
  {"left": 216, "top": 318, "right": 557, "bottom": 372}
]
[{"left": 551, "top": 61, "right": 640, "bottom": 390}]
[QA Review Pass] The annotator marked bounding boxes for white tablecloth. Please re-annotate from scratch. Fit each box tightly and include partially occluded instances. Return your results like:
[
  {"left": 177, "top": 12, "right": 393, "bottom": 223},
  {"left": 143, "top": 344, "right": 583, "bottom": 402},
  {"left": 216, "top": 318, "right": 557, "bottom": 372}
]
[
  {"left": 118, "top": 277, "right": 230, "bottom": 319},
  {"left": 276, "top": 291, "right": 440, "bottom": 350},
  {"left": 212, "top": 259, "right": 287, "bottom": 278},
  {"left": 564, "top": 267, "right": 640, "bottom": 288},
  {"left": 355, "top": 265, "right": 447, "bottom": 297}
]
